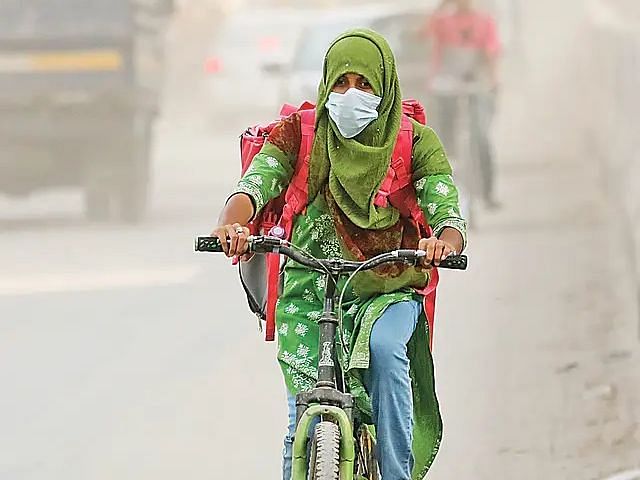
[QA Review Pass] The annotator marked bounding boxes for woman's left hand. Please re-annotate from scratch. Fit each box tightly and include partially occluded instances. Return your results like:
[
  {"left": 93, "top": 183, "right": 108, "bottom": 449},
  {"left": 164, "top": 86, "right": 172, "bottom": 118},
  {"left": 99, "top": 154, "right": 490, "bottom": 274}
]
[{"left": 417, "top": 237, "right": 456, "bottom": 270}]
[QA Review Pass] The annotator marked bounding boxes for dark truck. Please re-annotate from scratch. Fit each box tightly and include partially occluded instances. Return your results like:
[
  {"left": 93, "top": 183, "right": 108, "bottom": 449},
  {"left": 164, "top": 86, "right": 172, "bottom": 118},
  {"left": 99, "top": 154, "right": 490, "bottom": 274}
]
[{"left": 0, "top": 0, "right": 173, "bottom": 222}]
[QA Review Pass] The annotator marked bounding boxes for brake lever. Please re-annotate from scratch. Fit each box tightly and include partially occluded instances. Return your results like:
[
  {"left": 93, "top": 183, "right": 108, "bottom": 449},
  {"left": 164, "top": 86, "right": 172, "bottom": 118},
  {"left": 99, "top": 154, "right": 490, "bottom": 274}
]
[{"left": 249, "top": 235, "right": 284, "bottom": 254}]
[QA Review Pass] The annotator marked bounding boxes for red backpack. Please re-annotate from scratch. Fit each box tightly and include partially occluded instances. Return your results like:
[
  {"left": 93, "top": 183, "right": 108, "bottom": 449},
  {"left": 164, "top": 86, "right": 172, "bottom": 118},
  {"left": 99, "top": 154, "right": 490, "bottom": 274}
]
[{"left": 239, "top": 100, "right": 439, "bottom": 348}]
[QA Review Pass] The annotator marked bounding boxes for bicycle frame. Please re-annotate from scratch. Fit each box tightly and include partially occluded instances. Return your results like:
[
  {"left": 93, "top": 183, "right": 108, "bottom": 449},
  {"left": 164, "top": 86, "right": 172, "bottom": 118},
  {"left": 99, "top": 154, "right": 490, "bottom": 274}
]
[
  {"left": 193, "top": 235, "right": 467, "bottom": 479},
  {"left": 291, "top": 271, "right": 356, "bottom": 480}
]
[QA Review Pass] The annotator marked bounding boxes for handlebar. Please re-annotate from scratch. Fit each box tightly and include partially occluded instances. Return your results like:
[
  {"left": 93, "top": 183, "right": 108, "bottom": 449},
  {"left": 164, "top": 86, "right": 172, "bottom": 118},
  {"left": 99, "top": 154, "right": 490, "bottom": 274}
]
[{"left": 195, "top": 235, "right": 467, "bottom": 272}]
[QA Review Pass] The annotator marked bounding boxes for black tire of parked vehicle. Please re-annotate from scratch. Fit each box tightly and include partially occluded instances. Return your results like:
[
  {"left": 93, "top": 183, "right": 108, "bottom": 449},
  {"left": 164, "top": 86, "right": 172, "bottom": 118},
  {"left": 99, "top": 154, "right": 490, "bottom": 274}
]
[
  {"left": 84, "top": 160, "right": 114, "bottom": 222},
  {"left": 83, "top": 112, "right": 152, "bottom": 223},
  {"left": 84, "top": 186, "right": 111, "bottom": 222},
  {"left": 116, "top": 113, "right": 153, "bottom": 223}
]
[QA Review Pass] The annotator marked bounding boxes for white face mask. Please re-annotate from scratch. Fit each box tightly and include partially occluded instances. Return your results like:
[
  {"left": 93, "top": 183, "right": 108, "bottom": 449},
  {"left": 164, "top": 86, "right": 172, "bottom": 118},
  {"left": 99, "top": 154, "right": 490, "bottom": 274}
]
[{"left": 325, "top": 88, "right": 382, "bottom": 139}]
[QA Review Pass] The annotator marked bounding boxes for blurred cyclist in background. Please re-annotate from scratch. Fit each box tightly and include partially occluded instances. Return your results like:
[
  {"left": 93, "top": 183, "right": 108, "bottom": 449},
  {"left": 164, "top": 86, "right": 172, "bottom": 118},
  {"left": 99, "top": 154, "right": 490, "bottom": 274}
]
[{"left": 425, "top": 0, "right": 501, "bottom": 210}]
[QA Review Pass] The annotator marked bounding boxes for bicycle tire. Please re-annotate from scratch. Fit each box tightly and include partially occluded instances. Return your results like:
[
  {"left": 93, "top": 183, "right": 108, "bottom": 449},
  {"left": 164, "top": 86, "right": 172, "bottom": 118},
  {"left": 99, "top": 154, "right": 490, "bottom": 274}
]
[{"left": 308, "top": 421, "right": 341, "bottom": 480}]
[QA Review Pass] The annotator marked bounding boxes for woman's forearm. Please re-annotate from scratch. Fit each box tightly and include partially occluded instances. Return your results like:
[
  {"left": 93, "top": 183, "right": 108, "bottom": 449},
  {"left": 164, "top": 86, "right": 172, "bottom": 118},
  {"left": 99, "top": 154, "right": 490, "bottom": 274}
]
[{"left": 218, "top": 193, "right": 255, "bottom": 226}]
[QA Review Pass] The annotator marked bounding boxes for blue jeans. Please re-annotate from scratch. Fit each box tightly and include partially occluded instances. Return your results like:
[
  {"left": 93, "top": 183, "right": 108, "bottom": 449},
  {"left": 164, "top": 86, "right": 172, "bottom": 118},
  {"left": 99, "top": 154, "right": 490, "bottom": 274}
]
[{"left": 282, "top": 300, "right": 421, "bottom": 480}]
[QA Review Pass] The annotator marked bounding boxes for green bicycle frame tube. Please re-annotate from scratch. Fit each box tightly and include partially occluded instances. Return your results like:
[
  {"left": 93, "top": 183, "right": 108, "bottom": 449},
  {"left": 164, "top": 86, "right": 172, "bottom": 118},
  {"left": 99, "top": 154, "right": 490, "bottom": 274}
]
[{"left": 291, "top": 405, "right": 355, "bottom": 480}]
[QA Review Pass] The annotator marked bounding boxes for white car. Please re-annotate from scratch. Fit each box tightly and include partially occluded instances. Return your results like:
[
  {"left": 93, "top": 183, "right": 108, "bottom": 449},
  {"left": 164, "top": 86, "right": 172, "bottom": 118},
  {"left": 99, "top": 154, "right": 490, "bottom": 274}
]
[
  {"left": 203, "top": 7, "right": 315, "bottom": 119},
  {"left": 276, "top": 4, "right": 435, "bottom": 107}
]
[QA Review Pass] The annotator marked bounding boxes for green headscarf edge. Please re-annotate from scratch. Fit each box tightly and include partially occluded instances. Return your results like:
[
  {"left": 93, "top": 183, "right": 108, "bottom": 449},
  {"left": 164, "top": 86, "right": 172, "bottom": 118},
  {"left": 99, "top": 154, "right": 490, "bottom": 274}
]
[{"left": 308, "top": 28, "right": 404, "bottom": 230}]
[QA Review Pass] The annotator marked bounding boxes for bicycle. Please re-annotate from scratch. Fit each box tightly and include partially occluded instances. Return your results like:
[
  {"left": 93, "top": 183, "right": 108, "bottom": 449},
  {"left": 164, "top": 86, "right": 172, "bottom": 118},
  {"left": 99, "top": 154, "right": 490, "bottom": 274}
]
[{"left": 195, "top": 234, "right": 467, "bottom": 480}]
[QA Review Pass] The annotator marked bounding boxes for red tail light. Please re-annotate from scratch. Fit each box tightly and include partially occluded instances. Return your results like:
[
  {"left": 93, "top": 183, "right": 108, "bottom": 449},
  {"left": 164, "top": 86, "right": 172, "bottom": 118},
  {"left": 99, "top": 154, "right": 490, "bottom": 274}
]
[
  {"left": 259, "top": 36, "right": 281, "bottom": 53},
  {"left": 205, "top": 57, "right": 223, "bottom": 74}
]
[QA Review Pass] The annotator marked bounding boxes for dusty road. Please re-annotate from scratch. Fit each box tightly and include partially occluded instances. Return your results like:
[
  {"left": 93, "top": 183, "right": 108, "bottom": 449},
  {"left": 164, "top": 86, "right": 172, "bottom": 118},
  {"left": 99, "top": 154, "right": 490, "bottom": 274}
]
[{"left": 0, "top": 1, "right": 638, "bottom": 479}]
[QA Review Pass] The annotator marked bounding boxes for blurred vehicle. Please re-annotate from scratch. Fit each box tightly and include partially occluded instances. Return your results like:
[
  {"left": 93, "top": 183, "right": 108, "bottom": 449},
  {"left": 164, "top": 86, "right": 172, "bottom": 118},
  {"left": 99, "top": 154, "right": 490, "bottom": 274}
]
[
  {"left": 204, "top": 7, "right": 316, "bottom": 118},
  {"left": 0, "top": 0, "right": 174, "bottom": 222},
  {"left": 268, "top": 4, "right": 434, "bottom": 107}
]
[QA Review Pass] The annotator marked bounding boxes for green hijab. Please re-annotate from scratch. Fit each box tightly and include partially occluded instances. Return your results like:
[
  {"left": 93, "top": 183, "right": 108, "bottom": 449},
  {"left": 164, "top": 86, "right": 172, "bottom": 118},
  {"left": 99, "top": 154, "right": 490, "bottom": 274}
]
[{"left": 309, "top": 28, "right": 403, "bottom": 230}]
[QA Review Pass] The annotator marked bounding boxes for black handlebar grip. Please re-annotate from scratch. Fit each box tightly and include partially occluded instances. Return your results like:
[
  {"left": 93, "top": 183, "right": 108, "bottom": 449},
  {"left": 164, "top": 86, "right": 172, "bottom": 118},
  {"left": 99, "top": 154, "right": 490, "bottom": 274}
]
[
  {"left": 438, "top": 254, "right": 468, "bottom": 270},
  {"left": 195, "top": 236, "right": 224, "bottom": 253}
]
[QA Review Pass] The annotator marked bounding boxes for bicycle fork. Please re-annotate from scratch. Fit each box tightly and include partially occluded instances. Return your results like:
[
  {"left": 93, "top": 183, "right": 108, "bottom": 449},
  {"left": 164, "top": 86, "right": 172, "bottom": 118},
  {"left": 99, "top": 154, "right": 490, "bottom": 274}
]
[
  {"left": 291, "top": 405, "right": 355, "bottom": 480},
  {"left": 291, "top": 272, "right": 356, "bottom": 480}
]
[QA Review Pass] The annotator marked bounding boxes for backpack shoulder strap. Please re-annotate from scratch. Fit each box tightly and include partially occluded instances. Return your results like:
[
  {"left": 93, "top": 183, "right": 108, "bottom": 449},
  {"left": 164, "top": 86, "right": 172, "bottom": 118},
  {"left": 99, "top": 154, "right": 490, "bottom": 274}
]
[
  {"left": 280, "top": 108, "right": 316, "bottom": 237},
  {"left": 265, "top": 106, "right": 315, "bottom": 341},
  {"left": 392, "top": 115, "right": 414, "bottom": 187},
  {"left": 385, "top": 115, "right": 430, "bottom": 229},
  {"left": 374, "top": 114, "right": 414, "bottom": 208},
  {"left": 298, "top": 108, "right": 316, "bottom": 157}
]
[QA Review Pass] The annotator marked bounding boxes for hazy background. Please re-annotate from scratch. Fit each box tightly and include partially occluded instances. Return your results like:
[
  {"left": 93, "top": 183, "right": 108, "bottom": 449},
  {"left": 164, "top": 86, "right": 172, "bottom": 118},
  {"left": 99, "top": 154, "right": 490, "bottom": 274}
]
[{"left": 0, "top": 0, "right": 639, "bottom": 479}]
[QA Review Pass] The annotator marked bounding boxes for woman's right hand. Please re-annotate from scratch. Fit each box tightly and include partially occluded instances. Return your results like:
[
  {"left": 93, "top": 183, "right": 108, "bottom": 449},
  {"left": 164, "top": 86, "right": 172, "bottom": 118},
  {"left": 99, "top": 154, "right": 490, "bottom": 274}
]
[{"left": 210, "top": 223, "right": 251, "bottom": 257}]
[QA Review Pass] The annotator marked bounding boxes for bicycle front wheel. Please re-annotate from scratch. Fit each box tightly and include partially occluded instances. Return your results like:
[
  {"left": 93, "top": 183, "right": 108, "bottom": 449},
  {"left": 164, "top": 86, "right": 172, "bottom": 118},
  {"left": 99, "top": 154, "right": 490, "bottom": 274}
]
[{"left": 308, "top": 421, "right": 341, "bottom": 480}]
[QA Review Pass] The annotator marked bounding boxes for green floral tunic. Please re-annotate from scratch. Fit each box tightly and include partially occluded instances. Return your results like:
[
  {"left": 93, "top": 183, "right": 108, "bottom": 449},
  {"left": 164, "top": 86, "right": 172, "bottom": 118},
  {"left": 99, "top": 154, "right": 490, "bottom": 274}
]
[{"left": 232, "top": 114, "right": 466, "bottom": 478}]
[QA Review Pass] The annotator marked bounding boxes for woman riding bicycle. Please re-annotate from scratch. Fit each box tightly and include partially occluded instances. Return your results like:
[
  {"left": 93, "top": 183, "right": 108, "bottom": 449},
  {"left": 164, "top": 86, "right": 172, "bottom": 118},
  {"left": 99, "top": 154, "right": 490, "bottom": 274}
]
[{"left": 212, "top": 29, "right": 467, "bottom": 480}]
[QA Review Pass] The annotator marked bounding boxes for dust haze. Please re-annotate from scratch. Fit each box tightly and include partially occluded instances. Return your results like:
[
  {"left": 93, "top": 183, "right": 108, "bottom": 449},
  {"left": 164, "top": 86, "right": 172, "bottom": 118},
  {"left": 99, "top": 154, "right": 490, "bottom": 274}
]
[{"left": 0, "top": 0, "right": 638, "bottom": 479}]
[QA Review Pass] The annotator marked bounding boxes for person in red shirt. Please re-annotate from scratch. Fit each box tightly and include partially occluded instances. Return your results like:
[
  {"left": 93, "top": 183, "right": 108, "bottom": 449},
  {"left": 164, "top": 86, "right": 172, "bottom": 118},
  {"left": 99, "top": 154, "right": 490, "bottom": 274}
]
[{"left": 425, "top": 0, "right": 501, "bottom": 210}]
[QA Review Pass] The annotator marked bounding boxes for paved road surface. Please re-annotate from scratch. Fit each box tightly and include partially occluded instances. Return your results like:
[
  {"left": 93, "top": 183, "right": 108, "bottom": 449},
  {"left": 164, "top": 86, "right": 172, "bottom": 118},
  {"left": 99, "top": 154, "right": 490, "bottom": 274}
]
[{"left": 1, "top": 1, "right": 638, "bottom": 479}]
